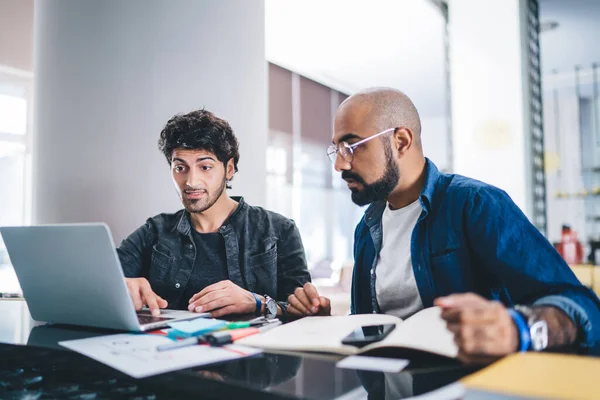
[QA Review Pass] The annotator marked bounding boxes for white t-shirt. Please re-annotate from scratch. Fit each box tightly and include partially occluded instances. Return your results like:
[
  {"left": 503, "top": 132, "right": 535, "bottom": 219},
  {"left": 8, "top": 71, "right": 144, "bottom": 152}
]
[{"left": 375, "top": 199, "right": 424, "bottom": 320}]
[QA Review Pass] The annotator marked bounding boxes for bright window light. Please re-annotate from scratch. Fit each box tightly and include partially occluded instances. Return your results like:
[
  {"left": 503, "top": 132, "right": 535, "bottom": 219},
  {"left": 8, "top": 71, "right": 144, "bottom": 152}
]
[{"left": 0, "top": 94, "right": 27, "bottom": 135}]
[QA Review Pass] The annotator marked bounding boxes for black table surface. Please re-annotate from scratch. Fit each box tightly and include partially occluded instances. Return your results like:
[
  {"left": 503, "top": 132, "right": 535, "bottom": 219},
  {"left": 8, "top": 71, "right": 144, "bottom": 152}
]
[{"left": 0, "top": 300, "right": 534, "bottom": 399}]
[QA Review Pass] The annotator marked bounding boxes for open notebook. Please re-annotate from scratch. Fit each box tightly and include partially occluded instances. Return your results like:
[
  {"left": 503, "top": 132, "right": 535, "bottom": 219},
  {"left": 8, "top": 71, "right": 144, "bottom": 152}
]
[{"left": 238, "top": 307, "right": 458, "bottom": 359}]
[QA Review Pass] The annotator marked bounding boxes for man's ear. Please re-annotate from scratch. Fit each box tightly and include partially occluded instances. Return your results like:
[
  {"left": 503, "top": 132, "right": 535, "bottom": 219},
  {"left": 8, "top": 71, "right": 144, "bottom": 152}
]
[
  {"left": 393, "top": 127, "right": 414, "bottom": 154},
  {"left": 226, "top": 158, "right": 235, "bottom": 180}
]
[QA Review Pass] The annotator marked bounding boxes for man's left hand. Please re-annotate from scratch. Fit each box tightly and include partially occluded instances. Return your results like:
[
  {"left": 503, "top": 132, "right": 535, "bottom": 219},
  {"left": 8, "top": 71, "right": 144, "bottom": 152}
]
[
  {"left": 188, "top": 280, "right": 256, "bottom": 318},
  {"left": 434, "top": 293, "right": 519, "bottom": 365}
]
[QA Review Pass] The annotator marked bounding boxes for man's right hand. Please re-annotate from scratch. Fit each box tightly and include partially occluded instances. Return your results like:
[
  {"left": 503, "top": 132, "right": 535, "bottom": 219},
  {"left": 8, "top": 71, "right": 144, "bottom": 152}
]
[
  {"left": 125, "top": 278, "right": 168, "bottom": 317},
  {"left": 287, "top": 282, "right": 331, "bottom": 317}
]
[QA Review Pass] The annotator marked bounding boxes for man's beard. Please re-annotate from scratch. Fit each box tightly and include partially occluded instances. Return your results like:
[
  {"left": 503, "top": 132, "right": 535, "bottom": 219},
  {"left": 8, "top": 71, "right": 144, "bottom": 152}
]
[
  {"left": 343, "top": 142, "right": 399, "bottom": 206},
  {"left": 182, "top": 176, "right": 227, "bottom": 213}
]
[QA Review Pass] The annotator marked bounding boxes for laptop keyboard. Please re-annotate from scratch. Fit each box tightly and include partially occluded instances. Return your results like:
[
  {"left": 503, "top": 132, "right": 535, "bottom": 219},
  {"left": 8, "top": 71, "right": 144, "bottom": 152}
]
[
  {"left": 136, "top": 314, "right": 173, "bottom": 325},
  {"left": 135, "top": 310, "right": 174, "bottom": 325}
]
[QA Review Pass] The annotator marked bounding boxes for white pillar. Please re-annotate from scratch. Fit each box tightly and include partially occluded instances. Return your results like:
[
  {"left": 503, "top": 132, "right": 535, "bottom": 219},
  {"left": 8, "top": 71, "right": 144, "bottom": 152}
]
[
  {"left": 449, "top": 0, "right": 533, "bottom": 216},
  {"left": 33, "top": 0, "right": 267, "bottom": 242}
]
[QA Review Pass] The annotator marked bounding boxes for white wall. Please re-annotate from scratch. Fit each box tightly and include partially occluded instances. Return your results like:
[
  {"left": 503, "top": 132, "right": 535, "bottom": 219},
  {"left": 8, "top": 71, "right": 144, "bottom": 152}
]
[
  {"left": 421, "top": 115, "right": 449, "bottom": 171},
  {"left": 33, "top": 0, "right": 267, "bottom": 243},
  {"left": 449, "top": 0, "right": 531, "bottom": 216}
]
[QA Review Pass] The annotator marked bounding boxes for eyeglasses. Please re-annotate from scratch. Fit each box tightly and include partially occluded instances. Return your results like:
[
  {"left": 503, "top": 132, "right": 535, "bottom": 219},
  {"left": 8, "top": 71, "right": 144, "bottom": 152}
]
[{"left": 326, "top": 128, "right": 396, "bottom": 164}]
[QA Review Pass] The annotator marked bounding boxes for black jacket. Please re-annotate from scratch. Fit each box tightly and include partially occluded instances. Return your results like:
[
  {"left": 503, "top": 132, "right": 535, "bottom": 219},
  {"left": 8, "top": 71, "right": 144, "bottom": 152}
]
[{"left": 117, "top": 197, "right": 310, "bottom": 315}]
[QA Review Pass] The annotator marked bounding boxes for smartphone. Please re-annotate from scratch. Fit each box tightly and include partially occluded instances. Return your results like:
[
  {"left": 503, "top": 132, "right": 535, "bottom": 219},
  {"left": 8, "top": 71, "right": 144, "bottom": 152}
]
[{"left": 341, "top": 324, "right": 396, "bottom": 347}]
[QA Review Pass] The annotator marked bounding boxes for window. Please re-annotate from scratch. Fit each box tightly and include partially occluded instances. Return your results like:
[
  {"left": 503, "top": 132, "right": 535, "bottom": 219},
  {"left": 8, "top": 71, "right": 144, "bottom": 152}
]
[
  {"left": 267, "top": 64, "right": 363, "bottom": 314},
  {"left": 0, "top": 70, "right": 33, "bottom": 294}
]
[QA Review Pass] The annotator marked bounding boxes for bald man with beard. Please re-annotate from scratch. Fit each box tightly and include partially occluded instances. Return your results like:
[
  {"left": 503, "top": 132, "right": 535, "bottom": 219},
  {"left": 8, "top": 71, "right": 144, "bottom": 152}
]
[{"left": 288, "top": 87, "right": 600, "bottom": 364}]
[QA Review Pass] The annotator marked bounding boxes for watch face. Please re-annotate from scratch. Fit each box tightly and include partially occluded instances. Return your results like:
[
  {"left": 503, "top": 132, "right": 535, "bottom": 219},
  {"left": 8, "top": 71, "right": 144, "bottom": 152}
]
[
  {"left": 530, "top": 320, "right": 548, "bottom": 351},
  {"left": 266, "top": 299, "right": 277, "bottom": 317}
]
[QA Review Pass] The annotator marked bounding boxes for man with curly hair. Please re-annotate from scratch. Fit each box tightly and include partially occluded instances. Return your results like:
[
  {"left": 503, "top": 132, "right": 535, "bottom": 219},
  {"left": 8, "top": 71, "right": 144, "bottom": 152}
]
[{"left": 117, "top": 109, "right": 310, "bottom": 319}]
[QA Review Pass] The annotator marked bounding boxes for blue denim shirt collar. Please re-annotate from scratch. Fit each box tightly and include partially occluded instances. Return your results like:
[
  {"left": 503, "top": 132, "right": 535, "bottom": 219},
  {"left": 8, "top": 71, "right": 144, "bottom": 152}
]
[
  {"left": 419, "top": 158, "right": 440, "bottom": 212},
  {"left": 363, "top": 158, "right": 439, "bottom": 228}
]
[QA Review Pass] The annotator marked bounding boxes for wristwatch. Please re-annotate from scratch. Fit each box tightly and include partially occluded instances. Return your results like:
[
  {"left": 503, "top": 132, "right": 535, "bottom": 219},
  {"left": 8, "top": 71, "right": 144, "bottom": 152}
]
[
  {"left": 263, "top": 294, "right": 278, "bottom": 319},
  {"left": 515, "top": 305, "right": 549, "bottom": 351}
]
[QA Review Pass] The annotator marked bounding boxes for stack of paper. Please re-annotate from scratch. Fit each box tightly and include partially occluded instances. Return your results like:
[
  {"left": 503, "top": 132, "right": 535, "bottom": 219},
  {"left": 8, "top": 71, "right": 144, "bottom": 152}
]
[{"left": 60, "top": 333, "right": 262, "bottom": 378}]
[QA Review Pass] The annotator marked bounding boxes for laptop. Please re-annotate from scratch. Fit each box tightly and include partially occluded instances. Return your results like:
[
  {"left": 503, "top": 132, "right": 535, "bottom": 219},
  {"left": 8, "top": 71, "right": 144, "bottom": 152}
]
[{"left": 0, "top": 223, "right": 208, "bottom": 332}]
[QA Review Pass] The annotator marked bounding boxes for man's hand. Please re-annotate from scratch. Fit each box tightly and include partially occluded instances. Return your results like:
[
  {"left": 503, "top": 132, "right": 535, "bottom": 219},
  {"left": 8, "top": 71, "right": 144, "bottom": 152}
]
[
  {"left": 434, "top": 293, "right": 518, "bottom": 365},
  {"left": 125, "top": 277, "right": 168, "bottom": 317},
  {"left": 287, "top": 282, "right": 331, "bottom": 317},
  {"left": 188, "top": 280, "right": 256, "bottom": 318}
]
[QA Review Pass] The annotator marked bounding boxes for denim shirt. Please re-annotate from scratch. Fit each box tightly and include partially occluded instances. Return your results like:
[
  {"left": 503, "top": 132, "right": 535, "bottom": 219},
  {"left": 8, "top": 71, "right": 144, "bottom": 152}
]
[
  {"left": 351, "top": 159, "right": 600, "bottom": 349},
  {"left": 117, "top": 197, "right": 311, "bottom": 314}
]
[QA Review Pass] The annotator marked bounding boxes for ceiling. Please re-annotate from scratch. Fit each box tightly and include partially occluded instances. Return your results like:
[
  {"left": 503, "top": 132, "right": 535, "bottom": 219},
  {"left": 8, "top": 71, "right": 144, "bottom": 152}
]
[
  {"left": 265, "top": 0, "right": 447, "bottom": 118},
  {"left": 3, "top": 0, "right": 596, "bottom": 118},
  {"left": 266, "top": 0, "right": 600, "bottom": 118},
  {"left": 539, "top": 0, "right": 600, "bottom": 75}
]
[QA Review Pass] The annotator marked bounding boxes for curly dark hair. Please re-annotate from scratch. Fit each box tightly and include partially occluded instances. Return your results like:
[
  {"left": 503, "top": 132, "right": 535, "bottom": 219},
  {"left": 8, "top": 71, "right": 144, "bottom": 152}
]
[{"left": 158, "top": 109, "right": 240, "bottom": 189}]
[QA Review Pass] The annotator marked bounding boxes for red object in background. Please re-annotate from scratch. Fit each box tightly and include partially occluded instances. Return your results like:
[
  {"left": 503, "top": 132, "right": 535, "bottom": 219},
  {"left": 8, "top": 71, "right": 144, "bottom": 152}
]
[{"left": 555, "top": 225, "right": 584, "bottom": 264}]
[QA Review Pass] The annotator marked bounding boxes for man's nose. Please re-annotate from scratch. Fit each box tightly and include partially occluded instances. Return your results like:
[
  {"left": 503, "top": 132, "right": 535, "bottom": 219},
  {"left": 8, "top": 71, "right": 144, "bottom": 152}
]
[
  {"left": 334, "top": 153, "right": 351, "bottom": 172},
  {"left": 186, "top": 168, "right": 202, "bottom": 188}
]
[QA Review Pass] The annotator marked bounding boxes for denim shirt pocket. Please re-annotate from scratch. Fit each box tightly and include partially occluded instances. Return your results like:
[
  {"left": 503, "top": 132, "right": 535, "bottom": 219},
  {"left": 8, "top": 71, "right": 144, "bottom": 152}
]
[
  {"left": 246, "top": 244, "right": 278, "bottom": 296},
  {"left": 150, "top": 243, "right": 174, "bottom": 284},
  {"left": 430, "top": 246, "right": 474, "bottom": 296}
]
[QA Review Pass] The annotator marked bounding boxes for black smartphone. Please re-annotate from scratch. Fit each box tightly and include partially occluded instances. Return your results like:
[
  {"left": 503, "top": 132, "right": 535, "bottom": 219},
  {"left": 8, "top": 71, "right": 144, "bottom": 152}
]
[{"left": 341, "top": 324, "right": 396, "bottom": 347}]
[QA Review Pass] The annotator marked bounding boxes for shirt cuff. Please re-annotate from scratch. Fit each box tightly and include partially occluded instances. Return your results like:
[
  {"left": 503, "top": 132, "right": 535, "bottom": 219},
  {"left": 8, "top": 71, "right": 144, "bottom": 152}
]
[{"left": 533, "top": 295, "right": 593, "bottom": 348}]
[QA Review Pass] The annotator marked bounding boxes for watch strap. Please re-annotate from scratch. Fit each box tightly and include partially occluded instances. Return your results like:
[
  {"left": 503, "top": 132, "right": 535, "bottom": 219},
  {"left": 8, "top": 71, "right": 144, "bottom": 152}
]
[
  {"left": 508, "top": 308, "right": 531, "bottom": 352},
  {"left": 251, "top": 292, "right": 262, "bottom": 317},
  {"left": 277, "top": 300, "right": 290, "bottom": 321}
]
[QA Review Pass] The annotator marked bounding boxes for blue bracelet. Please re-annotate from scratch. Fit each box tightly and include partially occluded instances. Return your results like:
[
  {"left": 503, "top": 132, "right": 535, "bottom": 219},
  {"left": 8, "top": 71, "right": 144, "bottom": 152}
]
[
  {"left": 251, "top": 293, "right": 262, "bottom": 317},
  {"left": 508, "top": 308, "right": 531, "bottom": 352}
]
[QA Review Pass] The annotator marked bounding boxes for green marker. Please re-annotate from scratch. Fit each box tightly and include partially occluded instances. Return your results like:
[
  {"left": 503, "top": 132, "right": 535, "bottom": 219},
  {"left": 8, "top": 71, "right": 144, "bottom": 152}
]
[
  {"left": 226, "top": 322, "right": 251, "bottom": 329},
  {"left": 226, "top": 319, "right": 280, "bottom": 330}
]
